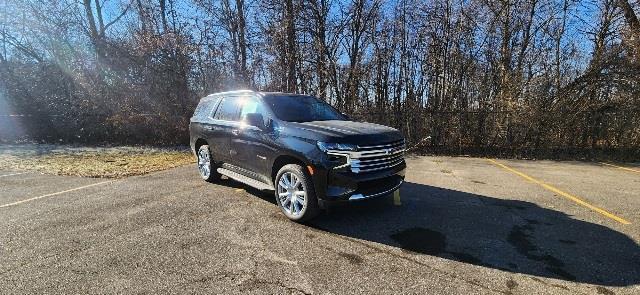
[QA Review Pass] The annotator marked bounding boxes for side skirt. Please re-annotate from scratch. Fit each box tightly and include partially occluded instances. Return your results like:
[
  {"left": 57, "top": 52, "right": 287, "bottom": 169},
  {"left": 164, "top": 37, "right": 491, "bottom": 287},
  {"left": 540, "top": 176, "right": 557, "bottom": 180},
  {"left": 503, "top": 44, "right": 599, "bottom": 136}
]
[{"left": 217, "top": 167, "right": 275, "bottom": 191}]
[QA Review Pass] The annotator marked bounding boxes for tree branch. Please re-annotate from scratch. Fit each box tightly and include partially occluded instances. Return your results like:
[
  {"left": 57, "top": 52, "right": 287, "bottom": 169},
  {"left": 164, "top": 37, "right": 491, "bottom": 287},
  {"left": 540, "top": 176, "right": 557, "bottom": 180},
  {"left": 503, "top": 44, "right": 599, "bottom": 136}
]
[{"left": 102, "top": 0, "right": 133, "bottom": 34}]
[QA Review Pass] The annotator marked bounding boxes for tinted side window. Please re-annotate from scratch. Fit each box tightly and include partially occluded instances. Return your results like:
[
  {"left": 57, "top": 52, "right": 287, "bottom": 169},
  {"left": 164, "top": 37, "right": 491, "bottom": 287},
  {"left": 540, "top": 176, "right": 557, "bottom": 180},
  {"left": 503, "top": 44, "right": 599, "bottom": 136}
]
[
  {"left": 192, "top": 97, "right": 218, "bottom": 120},
  {"left": 192, "top": 99, "right": 208, "bottom": 118},
  {"left": 239, "top": 97, "right": 266, "bottom": 120},
  {"left": 213, "top": 97, "right": 241, "bottom": 121}
]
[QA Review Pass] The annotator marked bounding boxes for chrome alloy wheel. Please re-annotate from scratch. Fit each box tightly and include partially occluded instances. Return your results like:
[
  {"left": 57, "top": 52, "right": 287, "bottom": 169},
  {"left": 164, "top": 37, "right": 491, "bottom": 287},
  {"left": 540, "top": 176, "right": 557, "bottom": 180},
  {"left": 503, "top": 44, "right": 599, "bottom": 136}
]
[
  {"left": 277, "top": 172, "right": 307, "bottom": 217},
  {"left": 197, "top": 147, "right": 211, "bottom": 179}
]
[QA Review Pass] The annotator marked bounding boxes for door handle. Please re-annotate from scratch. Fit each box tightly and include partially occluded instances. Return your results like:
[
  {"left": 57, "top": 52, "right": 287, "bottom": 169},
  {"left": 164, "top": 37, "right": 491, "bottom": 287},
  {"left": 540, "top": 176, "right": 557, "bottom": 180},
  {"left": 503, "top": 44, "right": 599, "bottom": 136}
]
[
  {"left": 203, "top": 125, "right": 213, "bottom": 130},
  {"left": 231, "top": 129, "right": 240, "bottom": 136}
]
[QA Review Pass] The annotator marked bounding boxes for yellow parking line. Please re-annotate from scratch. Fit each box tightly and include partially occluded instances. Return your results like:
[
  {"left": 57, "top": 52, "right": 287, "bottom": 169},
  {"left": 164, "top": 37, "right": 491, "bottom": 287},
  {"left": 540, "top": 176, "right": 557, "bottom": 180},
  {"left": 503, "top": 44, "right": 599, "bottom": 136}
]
[
  {"left": 0, "top": 181, "right": 112, "bottom": 209},
  {"left": 599, "top": 162, "right": 640, "bottom": 174},
  {"left": 487, "top": 159, "right": 631, "bottom": 225}
]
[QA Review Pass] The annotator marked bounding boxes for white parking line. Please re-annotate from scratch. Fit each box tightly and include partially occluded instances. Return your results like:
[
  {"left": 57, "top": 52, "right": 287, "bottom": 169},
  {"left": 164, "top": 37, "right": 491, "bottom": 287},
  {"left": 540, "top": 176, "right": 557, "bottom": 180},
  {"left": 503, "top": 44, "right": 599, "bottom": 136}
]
[
  {"left": 0, "top": 172, "right": 26, "bottom": 178},
  {"left": 0, "top": 180, "right": 113, "bottom": 208}
]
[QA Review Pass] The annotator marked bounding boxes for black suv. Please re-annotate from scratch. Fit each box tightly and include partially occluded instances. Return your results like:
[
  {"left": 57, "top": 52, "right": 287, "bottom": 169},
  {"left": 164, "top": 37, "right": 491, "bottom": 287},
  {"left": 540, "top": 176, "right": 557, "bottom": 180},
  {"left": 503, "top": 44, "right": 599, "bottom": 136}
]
[{"left": 189, "top": 90, "right": 406, "bottom": 221}]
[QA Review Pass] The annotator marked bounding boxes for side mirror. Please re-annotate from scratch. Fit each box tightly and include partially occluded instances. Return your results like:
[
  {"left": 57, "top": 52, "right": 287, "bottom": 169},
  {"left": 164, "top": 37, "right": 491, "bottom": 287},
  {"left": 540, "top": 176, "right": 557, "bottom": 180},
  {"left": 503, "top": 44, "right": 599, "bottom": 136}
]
[{"left": 244, "top": 113, "right": 265, "bottom": 129}]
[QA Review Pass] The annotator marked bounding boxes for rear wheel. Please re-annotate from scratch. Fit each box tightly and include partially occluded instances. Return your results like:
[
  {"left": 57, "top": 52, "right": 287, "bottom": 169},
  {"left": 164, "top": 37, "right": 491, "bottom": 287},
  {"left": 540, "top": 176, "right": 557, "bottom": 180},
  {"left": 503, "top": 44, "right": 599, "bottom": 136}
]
[
  {"left": 275, "top": 164, "right": 319, "bottom": 222},
  {"left": 197, "top": 145, "right": 221, "bottom": 182}
]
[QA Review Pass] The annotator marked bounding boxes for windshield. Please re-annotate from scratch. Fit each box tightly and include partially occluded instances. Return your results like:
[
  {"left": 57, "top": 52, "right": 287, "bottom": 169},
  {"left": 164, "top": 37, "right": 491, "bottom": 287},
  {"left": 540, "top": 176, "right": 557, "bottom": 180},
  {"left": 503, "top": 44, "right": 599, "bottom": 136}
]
[{"left": 263, "top": 95, "right": 347, "bottom": 122}]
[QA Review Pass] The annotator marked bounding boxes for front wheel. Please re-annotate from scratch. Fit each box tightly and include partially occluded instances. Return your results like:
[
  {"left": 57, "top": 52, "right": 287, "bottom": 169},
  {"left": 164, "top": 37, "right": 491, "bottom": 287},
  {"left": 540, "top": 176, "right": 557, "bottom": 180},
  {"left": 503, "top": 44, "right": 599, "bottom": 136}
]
[
  {"left": 197, "top": 145, "right": 221, "bottom": 182},
  {"left": 275, "top": 164, "right": 319, "bottom": 222}
]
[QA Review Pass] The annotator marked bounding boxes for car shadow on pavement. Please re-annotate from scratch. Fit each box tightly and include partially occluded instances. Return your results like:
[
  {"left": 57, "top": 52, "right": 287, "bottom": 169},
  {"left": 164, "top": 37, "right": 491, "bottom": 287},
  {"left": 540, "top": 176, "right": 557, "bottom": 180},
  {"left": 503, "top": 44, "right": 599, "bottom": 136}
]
[{"left": 309, "top": 182, "right": 640, "bottom": 287}]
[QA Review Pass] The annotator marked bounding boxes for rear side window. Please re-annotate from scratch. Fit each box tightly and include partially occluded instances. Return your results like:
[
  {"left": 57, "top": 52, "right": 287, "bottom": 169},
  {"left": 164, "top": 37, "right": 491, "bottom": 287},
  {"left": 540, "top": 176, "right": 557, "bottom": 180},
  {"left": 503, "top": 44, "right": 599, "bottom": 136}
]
[
  {"left": 213, "top": 97, "right": 241, "bottom": 121},
  {"left": 192, "top": 97, "right": 218, "bottom": 119}
]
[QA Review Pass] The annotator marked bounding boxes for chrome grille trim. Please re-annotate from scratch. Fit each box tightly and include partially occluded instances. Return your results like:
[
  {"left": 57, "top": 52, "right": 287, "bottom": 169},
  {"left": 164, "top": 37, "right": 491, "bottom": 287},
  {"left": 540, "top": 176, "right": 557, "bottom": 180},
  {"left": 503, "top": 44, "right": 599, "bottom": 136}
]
[
  {"left": 351, "top": 153, "right": 403, "bottom": 165},
  {"left": 356, "top": 139, "right": 405, "bottom": 151},
  {"left": 353, "top": 157, "right": 404, "bottom": 168},
  {"left": 327, "top": 139, "right": 406, "bottom": 173}
]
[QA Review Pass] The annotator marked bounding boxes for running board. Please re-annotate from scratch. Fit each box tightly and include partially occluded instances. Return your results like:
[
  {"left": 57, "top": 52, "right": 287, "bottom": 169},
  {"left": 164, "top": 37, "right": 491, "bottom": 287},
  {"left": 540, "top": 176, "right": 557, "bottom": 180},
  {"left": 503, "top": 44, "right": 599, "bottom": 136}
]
[{"left": 217, "top": 168, "right": 274, "bottom": 191}]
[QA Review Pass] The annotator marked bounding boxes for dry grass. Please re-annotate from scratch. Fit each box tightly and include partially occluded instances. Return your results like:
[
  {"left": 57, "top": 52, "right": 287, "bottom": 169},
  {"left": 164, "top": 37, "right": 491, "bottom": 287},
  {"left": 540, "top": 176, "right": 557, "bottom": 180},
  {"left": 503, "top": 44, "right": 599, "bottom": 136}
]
[{"left": 0, "top": 145, "right": 195, "bottom": 178}]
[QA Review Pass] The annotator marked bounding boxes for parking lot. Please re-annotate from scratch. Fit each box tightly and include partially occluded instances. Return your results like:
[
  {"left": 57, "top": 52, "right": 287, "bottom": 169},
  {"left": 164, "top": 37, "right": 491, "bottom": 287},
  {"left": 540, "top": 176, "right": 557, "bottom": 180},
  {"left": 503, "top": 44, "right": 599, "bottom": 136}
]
[{"left": 1, "top": 156, "right": 639, "bottom": 294}]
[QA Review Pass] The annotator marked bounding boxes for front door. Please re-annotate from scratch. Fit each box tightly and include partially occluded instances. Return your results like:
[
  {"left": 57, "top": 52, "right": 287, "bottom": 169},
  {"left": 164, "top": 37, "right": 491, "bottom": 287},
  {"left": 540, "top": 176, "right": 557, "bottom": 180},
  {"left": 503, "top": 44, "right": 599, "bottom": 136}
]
[{"left": 232, "top": 95, "right": 276, "bottom": 184}]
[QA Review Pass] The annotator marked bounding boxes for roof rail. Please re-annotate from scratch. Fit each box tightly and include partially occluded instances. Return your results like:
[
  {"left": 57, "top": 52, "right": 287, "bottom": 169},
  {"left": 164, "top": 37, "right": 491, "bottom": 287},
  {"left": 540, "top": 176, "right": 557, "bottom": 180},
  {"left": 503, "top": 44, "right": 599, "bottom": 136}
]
[{"left": 207, "top": 90, "right": 255, "bottom": 96}]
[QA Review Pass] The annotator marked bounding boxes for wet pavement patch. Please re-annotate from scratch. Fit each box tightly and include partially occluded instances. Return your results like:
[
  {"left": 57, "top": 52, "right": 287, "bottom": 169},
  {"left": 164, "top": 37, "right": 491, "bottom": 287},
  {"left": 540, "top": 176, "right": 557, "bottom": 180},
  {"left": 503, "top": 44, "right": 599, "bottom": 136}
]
[
  {"left": 506, "top": 279, "right": 518, "bottom": 290},
  {"left": 507, "top": 224, "right": 576, "bottom": 281},
  {"left": 337, "top": 252, "right": 364, "bottom": 264},
  {"left": 390, "top": 227, "right": 485, "bottom": 266},
  {"left": 391, "top": 222, "right": 577, "bottom": 282},
  {"left": 596, "top": 286, "right": 616, "bottom": 295}
]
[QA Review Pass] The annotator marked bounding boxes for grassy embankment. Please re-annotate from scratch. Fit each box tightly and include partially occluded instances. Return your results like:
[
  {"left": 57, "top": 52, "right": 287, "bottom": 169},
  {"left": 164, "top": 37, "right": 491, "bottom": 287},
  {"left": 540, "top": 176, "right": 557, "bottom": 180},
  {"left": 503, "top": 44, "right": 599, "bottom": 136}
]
[{"left": 0, "top": 145, "right": 195, "bottom": 178}]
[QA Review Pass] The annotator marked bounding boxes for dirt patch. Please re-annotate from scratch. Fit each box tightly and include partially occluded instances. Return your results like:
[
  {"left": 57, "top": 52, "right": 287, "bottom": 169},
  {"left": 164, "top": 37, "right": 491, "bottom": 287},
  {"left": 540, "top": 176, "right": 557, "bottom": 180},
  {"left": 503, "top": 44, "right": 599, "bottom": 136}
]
[{"left": 0, "top": 144, "right": 194, "bottom": 178}]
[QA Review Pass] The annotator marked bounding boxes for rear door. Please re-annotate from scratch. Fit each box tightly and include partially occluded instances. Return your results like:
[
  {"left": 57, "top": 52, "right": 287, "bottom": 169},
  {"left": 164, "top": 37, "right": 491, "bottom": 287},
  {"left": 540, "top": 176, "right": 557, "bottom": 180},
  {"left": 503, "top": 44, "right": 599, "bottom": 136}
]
[
  {"left": 190, "top": 96, "right": 220, "bottom": 152},
  {"left": 210, "top": 95, "right": 242, "bottom": 164}
]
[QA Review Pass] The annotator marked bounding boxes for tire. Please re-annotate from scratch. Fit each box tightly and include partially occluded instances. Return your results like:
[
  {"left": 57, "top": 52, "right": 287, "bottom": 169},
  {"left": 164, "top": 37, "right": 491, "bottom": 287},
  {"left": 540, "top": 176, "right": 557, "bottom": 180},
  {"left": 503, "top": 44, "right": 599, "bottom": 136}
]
[
  {"left": 274, "top": 164, "right": 320, "bottom": 222},
  {"left": 197, "top": 144, "right": 221, "bottom": 183}
]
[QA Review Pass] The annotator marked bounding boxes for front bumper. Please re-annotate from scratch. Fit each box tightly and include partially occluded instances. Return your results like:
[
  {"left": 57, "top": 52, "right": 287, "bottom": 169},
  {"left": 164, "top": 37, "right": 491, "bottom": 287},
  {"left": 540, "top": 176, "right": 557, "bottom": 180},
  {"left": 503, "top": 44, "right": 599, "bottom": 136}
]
[
  {"left": 349, "top": 178, "right": 403, "bottom": 201},
  {"left": 313, "top": 161, "right": 406, "bottom": 207}
]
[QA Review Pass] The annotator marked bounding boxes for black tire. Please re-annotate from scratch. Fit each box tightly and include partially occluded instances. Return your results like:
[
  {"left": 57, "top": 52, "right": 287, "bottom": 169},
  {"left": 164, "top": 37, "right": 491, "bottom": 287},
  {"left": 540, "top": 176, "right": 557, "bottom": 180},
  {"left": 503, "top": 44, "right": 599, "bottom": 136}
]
[
  {"left": 197, "top": 144, "right": 221, "bottom": 183},
  {"left": 274, "top": 164, "right": 320, "bottom": 222}
]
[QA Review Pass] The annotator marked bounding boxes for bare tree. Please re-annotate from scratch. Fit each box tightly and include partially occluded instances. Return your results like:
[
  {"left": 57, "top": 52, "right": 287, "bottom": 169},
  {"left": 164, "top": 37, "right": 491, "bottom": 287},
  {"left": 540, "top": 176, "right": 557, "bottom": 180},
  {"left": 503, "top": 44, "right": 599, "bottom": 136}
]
[{"left": 0, "top": 0, "right": 637, "bottom": 159}]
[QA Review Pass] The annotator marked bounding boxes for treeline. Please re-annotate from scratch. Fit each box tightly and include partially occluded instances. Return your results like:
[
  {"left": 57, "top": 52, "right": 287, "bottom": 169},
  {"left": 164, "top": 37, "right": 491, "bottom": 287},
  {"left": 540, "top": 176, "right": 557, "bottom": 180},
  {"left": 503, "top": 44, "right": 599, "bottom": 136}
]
[{"left": 0, "top": 0, "right": 639, "bottom": 160}]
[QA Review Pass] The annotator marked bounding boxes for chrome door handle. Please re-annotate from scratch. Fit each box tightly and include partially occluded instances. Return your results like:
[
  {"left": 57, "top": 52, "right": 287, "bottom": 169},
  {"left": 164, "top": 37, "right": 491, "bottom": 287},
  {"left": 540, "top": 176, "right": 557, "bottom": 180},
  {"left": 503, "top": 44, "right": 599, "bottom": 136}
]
[
  {"left": 231, "top": 129, "right": 240, "bottom": 136},
  {"left": 203, "top": 125, "right": 213, "bottom": 130}
]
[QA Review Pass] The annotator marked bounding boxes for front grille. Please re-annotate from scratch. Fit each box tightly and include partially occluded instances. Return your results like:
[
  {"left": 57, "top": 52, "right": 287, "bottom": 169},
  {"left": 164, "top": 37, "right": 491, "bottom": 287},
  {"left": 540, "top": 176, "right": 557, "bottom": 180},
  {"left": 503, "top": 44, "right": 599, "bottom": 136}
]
[{"left": 350, "top": 139, "right": 406, "bottom": 173}]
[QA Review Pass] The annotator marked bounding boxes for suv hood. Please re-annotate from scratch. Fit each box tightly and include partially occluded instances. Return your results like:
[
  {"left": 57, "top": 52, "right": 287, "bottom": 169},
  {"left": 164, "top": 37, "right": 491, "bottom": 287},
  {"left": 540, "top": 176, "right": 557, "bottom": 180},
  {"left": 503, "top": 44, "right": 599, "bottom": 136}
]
[{"left": 286, "top": 120, "right": 403, "bottom": 144}]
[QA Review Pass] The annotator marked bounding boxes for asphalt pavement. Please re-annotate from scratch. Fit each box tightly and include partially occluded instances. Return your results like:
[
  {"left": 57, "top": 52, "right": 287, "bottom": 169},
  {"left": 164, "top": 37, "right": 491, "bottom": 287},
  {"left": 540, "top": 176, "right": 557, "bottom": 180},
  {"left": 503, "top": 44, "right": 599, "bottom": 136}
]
[{"left": 1, "top": 156, "right": 639, "bottom": 294}]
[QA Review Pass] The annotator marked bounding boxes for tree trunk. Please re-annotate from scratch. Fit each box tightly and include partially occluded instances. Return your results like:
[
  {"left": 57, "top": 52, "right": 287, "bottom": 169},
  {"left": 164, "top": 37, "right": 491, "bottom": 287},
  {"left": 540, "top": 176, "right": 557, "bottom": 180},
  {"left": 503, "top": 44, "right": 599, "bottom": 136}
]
[
  {"left": 285, "top": 0, "right": 297, "bottom": 92},
  {"left": 236, "top": 0, "right": 248, "bottom": 85}
]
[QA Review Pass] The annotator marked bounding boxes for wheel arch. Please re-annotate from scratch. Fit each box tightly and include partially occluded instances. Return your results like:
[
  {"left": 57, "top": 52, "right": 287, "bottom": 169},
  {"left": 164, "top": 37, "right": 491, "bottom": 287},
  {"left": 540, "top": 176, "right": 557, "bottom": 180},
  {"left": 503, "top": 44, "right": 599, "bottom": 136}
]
[
  {"left": 194, "top": 138, "right": 208, "bottom": 153},
  {"left": 271, "top": 155, "right": 308, "bottom": 183}
]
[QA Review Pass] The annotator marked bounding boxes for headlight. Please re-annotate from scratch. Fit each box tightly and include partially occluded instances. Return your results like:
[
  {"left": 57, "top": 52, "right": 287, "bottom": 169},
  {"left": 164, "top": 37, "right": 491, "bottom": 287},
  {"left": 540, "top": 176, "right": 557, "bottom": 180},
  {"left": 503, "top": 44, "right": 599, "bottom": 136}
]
[{"left": 316, "top": 142, "right": 357, "bottom": 152}]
